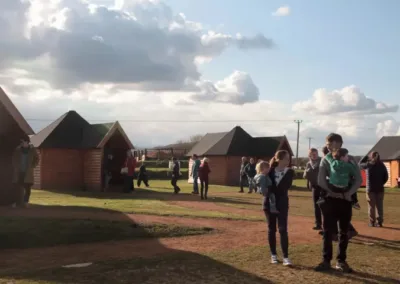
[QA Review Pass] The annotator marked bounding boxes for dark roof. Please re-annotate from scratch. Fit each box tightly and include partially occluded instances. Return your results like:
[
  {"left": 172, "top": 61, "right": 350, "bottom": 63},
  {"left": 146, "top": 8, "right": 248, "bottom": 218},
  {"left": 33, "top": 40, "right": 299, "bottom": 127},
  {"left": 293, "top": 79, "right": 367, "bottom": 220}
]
[
  {"left": 367, "top": 136, "right": 400, "bottom": 161},
  {"left": 0, "top": 87, "right": 34, "bottom": 136},
  {"left": 187, "top": 126, "right": 291, "bottom": 157},
  {"left": 31, "top": 111, "right": 126, "bottom": 149},
  {"left": 153, "top": 141, "right": 197, "bottom": 150}
]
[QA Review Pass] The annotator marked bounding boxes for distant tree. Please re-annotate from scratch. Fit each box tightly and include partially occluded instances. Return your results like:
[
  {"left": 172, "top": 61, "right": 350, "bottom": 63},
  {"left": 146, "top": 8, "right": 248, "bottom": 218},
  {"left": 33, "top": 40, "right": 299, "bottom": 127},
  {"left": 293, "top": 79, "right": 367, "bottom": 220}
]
[
  {"left": 175, "top": 134, "right": 204, "bottom": 144},
  {"left": 189, "top": 134, "right": 204, "bottom": 142}
]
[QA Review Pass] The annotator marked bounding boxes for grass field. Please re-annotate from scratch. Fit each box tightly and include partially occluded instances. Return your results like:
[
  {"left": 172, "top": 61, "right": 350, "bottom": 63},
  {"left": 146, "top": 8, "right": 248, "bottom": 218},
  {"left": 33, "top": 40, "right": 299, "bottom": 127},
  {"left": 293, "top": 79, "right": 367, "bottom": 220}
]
[
  {"left": 0, "top": 179, "right": 399, "bottom": 284},
  {"left": 26, "top": 179, "right": 400, "bottom": 223}
]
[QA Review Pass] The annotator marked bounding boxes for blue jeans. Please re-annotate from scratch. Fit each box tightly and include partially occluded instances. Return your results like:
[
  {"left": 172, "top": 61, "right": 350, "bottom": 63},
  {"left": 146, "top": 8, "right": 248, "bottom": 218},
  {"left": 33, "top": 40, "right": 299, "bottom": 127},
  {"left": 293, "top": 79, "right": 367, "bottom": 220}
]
[{"left": 193, "top": 175, "right": 199, "bottom": 193}]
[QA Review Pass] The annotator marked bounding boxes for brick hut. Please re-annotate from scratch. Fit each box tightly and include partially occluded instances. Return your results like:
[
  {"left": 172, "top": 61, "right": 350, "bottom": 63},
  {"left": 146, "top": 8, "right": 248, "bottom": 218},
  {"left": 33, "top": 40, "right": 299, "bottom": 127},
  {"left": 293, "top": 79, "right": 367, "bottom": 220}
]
[
  {"left": 365, "top": 136, "right": 400, "bottom": 187},
  {"left": 0, "top": 87, "right": 35, "bottom": 205},
  {"left": 30, "top": 110, "right": 134, "bottom": 191},
  {"left": 187, "top": 126, "right": 293, "bottom": 186}
]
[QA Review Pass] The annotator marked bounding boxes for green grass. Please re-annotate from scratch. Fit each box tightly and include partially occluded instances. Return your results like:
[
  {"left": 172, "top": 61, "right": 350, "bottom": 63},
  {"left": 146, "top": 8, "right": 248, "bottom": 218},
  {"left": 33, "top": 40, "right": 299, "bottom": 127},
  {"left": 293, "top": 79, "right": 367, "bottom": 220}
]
[
  {"left": 3, "top": 242, "right": 399, "bottom": 283},
  {"left": 0, "top": 217, "right": 213, "bottom": 250},
  {"left": 30, "top": 180, "right": 400, "bottom": 223}
]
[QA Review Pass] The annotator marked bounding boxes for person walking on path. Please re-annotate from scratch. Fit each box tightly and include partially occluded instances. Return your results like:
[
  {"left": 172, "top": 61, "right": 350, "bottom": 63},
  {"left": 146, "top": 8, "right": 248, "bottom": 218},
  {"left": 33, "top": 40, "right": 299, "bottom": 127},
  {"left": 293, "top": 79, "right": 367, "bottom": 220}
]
[
  {"left": 315, "top": 133, "right": 362, "bottom": 273},
  {"left": 137, "top": 162, "right": 150, "bottom": 188},
  {"left": 171, "top": 157, "right": 181, "bottom": 194},
  {"left": 190, "top": 154, "right": 201, "bottom": 194},
  {"left": 198, "top": 157, "right": 211, "bottom": 200},
  {"left": 239, "top": 157, "right": 249, "bottom": 193},
  {"left": 245, "top": 158, "right": 257, "bottom": 193},
  {"left": 265, "top": 150, "right": 294, "bottom": 266},
  {"left": 359, "top": 151, "right": 388, "bottom": 227},
  {"left": 303, "top": 148, "right": 322, "bottom": 230},
  {"left": 123, "top": 150, "right": 136, "bottom": 193},
  {"left": 12, "top": 137, "right": 39, "bottom": 208}
]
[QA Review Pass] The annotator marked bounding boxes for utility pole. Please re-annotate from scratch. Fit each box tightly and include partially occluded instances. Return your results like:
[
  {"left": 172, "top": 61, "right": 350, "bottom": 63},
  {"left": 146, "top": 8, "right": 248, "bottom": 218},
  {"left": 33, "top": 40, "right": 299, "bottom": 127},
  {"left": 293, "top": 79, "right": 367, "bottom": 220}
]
[
  {"left": 307, "top": 137, "right": 313, "bottom": 149},
  {"left": 294, "top": 120, "right": 303, "bottom": 167}
]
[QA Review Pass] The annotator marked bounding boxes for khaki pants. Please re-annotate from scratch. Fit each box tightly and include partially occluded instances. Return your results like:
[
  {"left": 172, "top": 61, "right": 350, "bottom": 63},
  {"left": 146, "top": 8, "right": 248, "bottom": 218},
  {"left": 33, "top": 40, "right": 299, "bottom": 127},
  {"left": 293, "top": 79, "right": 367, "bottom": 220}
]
[{"left": 366, "top": 192, "right": 384, "bottom": 224}]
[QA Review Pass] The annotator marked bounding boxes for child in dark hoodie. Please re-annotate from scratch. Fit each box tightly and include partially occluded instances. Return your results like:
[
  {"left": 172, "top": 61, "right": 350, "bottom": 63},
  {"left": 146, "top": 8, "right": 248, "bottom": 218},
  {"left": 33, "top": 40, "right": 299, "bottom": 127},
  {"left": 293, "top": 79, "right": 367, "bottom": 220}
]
[{"left": 254, "top": 161, "right": 279, "bottom": 214}]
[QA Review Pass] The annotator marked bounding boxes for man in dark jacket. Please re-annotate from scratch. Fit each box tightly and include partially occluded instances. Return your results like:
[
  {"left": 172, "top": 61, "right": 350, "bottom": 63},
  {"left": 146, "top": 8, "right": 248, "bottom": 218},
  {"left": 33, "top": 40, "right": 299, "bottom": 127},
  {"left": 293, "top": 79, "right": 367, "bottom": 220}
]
[
  {"left": 137, "top": 162, "right": 150, "bottom": 187},
  {"left": 245, "top": 158, "right": 257, "bottom": 193},
  {"left": 239, "top": 157, "right": 248, "bottom": 193},
  {"left": 304, "top": 148, "right": 322, "bottom": 230},
  {"left": 359, "top": 152, "right": 388, "bottom": 227},
  {"left": 171, "top": 157, "right": 181, "bottom": 194},
  {"left": 315, "top": 133, "right": 361, "bottom": 273},
  {"left": 102, "top": 154, "right": 113, "bottom": 192}
]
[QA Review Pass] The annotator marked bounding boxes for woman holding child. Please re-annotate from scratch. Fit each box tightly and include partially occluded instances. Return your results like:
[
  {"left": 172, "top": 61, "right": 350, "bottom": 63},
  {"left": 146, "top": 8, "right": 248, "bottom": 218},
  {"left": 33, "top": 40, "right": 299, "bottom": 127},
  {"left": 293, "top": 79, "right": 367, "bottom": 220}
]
[{"left": 255, "top": 150, "right": 294, "bottom": 266}]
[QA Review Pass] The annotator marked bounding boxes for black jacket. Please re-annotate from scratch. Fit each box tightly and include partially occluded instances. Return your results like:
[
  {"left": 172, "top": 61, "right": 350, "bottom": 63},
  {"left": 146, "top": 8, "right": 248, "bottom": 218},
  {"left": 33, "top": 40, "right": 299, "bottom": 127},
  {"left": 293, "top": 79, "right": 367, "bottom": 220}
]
[
  {"left": 172, "top": 161, "right": 180, "bottom": 178},
  {"left": 245, "top": 163, "right": 257, "bottom": 178},
  {"left": 359, "top": 156, "right": 388, "bottom": 193},
  {"left": 138, "top": 164, "right": 147, "bottom": 176},
  {"left": 264, "top": 167, "right": 294, "bottom": 211}
]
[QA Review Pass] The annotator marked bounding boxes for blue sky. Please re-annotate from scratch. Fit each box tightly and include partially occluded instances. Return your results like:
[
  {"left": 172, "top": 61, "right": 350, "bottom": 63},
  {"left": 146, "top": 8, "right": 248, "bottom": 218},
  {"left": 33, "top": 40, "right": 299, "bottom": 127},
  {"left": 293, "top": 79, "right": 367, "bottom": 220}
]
[{"left": 166, "top": 0, "right": 400, "bottom": 106}]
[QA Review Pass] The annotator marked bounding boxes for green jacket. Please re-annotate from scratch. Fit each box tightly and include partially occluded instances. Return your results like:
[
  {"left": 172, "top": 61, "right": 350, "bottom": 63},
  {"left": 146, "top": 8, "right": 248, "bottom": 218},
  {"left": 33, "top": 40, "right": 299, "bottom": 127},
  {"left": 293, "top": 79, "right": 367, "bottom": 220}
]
[
  {"left": 191, "top": 159, "right": 201, "bottom": 177},
  {"left": 325, "top": 153, "right": 357, "bottom": 188}
]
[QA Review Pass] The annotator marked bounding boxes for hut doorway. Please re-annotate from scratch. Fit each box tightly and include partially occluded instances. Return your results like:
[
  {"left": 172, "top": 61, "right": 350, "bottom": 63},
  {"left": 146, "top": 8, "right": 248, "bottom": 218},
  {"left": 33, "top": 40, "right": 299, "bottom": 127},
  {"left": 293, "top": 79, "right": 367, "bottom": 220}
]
[{"left": 102, "top": 129, "right": 132, "bottom": 189}]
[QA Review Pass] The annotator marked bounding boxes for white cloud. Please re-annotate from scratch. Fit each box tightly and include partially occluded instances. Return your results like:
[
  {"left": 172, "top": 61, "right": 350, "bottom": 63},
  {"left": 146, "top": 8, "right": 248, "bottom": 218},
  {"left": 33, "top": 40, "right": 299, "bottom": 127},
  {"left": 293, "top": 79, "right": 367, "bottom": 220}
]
[
  {"left": 2, "top": 0, "right": 399, "bottom": 157},
  {"left": 292, "top": 85, "right": 399, "bottom": 115},
  {"left": 272, "top": 6, "right": 290, "bottom": 17},
  {"left": 0, "top": 0, "right": 274, "bottom": 93}
]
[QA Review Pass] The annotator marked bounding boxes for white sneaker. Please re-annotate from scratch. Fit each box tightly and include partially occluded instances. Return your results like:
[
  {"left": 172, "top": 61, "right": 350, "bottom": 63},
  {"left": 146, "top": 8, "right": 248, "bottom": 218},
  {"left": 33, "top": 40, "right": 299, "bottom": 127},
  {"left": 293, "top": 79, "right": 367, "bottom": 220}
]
[
  {"left": 271, "top": 255, "right": 279, "bottom": 264},
  {"left": 283, "top": 258, "right": 292, "bottom": 266}
]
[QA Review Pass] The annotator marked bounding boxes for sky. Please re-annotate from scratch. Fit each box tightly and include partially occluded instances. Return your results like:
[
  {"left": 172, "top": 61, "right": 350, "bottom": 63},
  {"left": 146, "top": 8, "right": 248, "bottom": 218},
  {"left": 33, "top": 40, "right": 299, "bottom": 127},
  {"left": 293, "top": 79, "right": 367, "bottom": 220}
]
[{"left": 1, "top": 0, "right": 400, "bottom": 156}]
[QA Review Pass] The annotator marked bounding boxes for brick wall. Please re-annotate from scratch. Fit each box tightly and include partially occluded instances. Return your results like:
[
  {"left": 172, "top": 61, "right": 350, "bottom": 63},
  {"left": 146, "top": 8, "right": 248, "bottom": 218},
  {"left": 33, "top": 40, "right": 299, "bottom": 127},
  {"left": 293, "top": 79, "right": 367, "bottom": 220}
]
[
  {"left": 83, "top": 149, "right": 102, "bottom": 191},
  {"left": 40, "top": 149, "right": 84, "bottom": 190}
]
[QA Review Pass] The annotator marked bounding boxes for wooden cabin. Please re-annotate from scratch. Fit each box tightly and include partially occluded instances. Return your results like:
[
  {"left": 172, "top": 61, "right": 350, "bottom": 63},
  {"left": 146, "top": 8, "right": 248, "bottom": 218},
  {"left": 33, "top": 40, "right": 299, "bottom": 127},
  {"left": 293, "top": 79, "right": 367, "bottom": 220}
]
[
  {"left": 365, "top": 136, "right": 400, "bottom": 187},
  {"left": 186, "top": 126, "right": 293, "bottom": 186},
  {"left": 0, "top": 87, "right": 35, "bottom": 205},
  {"left": 30, "top": 110, "right": 134, "bottom": 191}
]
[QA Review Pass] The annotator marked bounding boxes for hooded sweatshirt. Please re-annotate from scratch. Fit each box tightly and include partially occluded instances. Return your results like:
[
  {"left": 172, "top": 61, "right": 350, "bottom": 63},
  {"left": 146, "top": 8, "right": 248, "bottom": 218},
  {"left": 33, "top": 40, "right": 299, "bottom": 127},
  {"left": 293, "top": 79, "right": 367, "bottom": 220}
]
[
  {"left": 325, "top": 153, "right": 357, "bottom": 188},
  {"left": 254, "top": 173, "right": 273, "bottom": 209}
]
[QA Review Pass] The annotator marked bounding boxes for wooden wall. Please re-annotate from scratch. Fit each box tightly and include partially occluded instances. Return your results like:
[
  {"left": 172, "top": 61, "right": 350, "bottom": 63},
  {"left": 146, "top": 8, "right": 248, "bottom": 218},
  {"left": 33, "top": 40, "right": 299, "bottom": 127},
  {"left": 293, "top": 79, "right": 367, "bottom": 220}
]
[
  {"left": 39, "top": 149, "right": 84, "bottom": 190},
  {"left": 83, "top": 149, "right": 103, "bottom": 191},
  {"left": 388, "top": 160, "right": 399, "bottom": 187},
  {"left": 33, "top": 149, "right": 42, "bottom": 189}
]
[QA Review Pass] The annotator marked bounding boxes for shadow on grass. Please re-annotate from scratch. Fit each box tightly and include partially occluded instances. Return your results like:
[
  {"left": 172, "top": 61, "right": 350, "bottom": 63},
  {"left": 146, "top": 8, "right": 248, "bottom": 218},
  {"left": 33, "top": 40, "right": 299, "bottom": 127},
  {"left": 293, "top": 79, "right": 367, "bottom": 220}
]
[
  {"left": 0, "top": 205, "right": 274, "bottom": 284},
  {"left": 292, "top": 264, "right": 399, "bottom": 284},
  {"left": 351, "top": 234, "right": 400, "bottom": 251}
]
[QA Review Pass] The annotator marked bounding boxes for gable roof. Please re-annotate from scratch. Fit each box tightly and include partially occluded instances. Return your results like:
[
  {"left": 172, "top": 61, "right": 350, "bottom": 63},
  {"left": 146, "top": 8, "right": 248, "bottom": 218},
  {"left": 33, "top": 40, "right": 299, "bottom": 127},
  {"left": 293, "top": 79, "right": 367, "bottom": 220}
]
[
  {"left": 31, "top": 110, "right": 134, "bottom": 149},
  {"left": 367, "top": 136, "right": 400, "bottom": 161},
  {"left": 187, "top": 126, "right": 292, "bottom": 157},
  {"left": 0, "top": 87, "right": 34, "bottom": 136}
]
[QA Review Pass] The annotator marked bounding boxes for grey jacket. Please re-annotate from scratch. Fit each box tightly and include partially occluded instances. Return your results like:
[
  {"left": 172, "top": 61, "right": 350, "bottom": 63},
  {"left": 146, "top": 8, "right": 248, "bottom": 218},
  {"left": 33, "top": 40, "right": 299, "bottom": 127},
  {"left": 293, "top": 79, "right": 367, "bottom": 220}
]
[
  {"left": 318, "top": 155, "right": 362, "bottom": 200},
  {"left": 303, "top": 158, "right": 321, "bottom": 186}
]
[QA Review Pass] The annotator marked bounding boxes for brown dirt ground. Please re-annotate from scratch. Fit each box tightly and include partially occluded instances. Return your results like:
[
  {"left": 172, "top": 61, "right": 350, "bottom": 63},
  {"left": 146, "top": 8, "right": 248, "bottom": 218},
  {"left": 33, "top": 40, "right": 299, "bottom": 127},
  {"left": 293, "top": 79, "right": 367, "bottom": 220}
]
[{"left": 0, "top": 204, "right": 399, "bottom": 273}]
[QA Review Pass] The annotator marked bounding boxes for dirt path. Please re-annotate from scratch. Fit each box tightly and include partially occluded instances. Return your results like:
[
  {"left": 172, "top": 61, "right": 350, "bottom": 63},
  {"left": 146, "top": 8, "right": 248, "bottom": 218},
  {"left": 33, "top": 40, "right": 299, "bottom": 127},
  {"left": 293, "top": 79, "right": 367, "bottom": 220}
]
[{"left": 1, "top": 205, "right": 399, "bottom": 273}]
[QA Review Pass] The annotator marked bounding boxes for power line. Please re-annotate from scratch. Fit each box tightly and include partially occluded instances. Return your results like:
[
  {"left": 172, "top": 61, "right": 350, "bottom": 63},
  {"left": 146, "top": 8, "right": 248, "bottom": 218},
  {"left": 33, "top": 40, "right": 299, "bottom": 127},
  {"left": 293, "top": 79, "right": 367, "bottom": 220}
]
[
  {"left": 25, "top": 118, "right": 296, "bottom": 123},
  {"left": 307, "top": 137, "right": 313, "bottom": 149},
  {"left": 294, "top": 120, "right": 303, "bottom": 167}
]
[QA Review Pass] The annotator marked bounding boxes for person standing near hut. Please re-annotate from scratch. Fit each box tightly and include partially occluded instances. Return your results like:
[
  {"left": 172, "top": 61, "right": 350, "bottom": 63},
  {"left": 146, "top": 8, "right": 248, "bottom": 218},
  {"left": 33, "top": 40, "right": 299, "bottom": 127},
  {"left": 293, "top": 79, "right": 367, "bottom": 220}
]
[
  {"left": 198, "top": 157, "right": 211, "bottom": 200},
  {"left": 122, "top": 150, "right": 136, "bottom": 193},
  {"left": 171, "top": 157, "right": 181, "bottom": 194},
  {"left": 245, "top": 158, "right": 257, "bottom": 193},
  {"left": 190, "top": 154, "right": 201, "bottom": 195},
  {"left": 303, "top": 148, "right": 322, "bottom": 231},
  {"left": 239, "top": 157, "right": 249, "bottom": 193},
  {"left": 359, "top": 152, "right": 388, "bottom": 227},
  {"left": 137, "top": 162, "right": 150, "bottom": 188},
  {"left": 315, "top": 133, "right": 361, "bottom": 273},
  {"left": 102, "top": 154, "right": 113, "bottom": 192},
  {"left": 12, "top": 137, "right": 39, "bottom": 208}
]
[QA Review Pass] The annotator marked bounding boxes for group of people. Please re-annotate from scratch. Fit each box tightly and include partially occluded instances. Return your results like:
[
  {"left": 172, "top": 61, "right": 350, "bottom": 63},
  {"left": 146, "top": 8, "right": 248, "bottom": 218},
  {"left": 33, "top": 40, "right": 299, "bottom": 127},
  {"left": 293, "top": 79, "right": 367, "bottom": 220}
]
[
  {"left": 252, "top": 133, "right": 388, "bottom": 273},
  {"left": 103, "top": 150, "right": 150, "bottom": 193}
]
